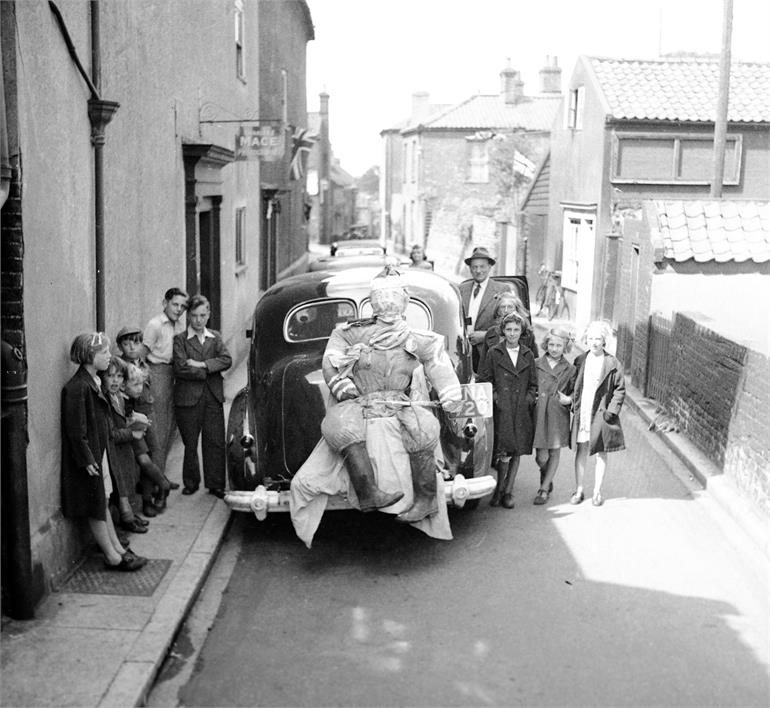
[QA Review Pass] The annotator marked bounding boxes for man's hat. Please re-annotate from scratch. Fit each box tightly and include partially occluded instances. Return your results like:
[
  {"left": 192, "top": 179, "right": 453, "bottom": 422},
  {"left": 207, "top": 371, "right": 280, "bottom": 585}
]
[
  {"left": 116, "top": 325, "right": 142, "bottom": 341},
  {"left": 464, "top": 247, "right": 496, "bottom": 266}
]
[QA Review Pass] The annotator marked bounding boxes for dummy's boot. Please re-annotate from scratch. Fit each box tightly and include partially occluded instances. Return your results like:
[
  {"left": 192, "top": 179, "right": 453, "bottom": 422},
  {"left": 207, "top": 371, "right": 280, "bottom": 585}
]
[
  {"left": 342, "top": 442, "right": 404, "bottom": 512},
  {"left": 396, "top": 449, "right": 439, "bottom": 523},
  {"left": 490, "top": 459, "right": 508, "bottom": 507}
]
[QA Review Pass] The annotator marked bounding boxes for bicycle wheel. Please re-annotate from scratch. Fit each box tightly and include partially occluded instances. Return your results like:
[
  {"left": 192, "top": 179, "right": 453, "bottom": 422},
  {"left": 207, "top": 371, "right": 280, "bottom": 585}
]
[
  {"left": 559, "top": 294, "right": 570, "bottom": 321},
  {"left": 534, "top": 283, "right": 547, "bottom": 315},
  {"left": 543, "top": 288, "right": 556, "bottom": 320},
  {"left": 547, "top": 287, "right": 561, "bottom": 321}
]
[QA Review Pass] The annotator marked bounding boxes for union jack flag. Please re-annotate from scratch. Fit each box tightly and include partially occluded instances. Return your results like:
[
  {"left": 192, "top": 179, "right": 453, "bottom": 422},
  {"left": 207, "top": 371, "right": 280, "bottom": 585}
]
[{"left": 289, "top": 126, "right": 317, "bottom": 181}]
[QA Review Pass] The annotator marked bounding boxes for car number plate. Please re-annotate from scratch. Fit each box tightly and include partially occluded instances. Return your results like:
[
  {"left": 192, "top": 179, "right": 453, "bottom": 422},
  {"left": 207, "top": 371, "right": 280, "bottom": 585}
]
[{"left": 447, "top": 382, "right": 493, "bottom": 419}]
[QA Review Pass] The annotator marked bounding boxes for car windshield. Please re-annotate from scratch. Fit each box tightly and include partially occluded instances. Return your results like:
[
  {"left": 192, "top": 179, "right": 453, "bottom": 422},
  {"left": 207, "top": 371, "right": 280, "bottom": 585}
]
[{"left": 284, "top": 300, "right": 357, "bottom": 342}]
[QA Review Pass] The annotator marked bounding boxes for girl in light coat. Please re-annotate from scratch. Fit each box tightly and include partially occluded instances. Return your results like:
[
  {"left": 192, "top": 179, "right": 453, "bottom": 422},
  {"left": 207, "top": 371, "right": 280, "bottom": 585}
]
[{"left": 570, "top": 321, "right": 626, "bottom": 506}]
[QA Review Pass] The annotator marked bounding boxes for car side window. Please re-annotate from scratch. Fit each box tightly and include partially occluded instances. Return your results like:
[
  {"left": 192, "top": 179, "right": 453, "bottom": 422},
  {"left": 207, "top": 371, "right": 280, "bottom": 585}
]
[{"left": 284, "top": 301, "right": 357, "bottom": 342}]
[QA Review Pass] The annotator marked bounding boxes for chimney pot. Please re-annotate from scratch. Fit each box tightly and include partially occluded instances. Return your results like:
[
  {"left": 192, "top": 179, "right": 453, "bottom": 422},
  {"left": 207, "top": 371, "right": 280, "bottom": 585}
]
[{"left": 539, "top": 56, "right": 562, "bottom": 94}]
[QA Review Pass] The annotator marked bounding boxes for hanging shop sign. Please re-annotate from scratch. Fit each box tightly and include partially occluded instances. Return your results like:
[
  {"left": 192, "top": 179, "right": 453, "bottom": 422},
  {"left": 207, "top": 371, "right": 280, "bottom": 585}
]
[{"left": 235, "top": 124, "right": 285, "bottom": 162}]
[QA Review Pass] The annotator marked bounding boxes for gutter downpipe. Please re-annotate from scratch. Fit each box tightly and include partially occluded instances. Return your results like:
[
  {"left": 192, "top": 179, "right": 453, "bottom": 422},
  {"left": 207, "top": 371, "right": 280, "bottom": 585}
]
[
  {"left": 87, "top": 0, "right": 118, "bottom": 331},
  {"left": 48, "top": 1, "right": 118, "bottom": 330}
]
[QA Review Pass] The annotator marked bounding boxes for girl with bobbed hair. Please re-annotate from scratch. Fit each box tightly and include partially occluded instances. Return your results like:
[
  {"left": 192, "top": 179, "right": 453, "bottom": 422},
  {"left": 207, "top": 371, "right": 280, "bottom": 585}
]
[
  {"left": 477, "top": 312, "right": 538, "bottom": 509},
  {"left": 532, "top": 328, "right": 577, "bottom": 505},
  {"left": 570, "top": 321, "right": 626, "bottom": 507},
  {"left": 61, "top": 333, "right": 147, "bottom": 571}
]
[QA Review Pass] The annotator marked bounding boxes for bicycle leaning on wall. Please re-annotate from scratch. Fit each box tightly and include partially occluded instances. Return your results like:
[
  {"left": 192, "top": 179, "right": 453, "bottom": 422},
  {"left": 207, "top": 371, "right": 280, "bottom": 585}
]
[{"left": 534, "top": 264, "right": 570, "bottom": 321}]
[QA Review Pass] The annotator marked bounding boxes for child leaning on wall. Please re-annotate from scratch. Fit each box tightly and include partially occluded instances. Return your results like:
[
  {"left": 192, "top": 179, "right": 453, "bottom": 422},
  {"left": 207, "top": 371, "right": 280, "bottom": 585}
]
[{"left": 61, "top": 332, "right": 147, "bottom": 571}]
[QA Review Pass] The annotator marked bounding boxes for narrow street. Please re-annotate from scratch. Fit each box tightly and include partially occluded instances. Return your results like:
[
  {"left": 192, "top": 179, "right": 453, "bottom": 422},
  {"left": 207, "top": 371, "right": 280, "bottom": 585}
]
[{"left": 149, "top": 405, "right": 769, "bottom": 707}]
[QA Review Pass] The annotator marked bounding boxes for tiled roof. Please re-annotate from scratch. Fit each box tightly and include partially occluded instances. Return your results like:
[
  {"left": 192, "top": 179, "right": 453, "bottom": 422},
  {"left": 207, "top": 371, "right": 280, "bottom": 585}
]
[
  {"left": 587, "top": 57, "right": 770, "bottom": 123},
  {"left": 382, "top": 104, "right": 453, "bottom": 133},
  {"left": 410, "top": 94, "right": 562, "bottom": 133},
  {"left": 653, "top": 200, "right": 770, "bottom": 263}
]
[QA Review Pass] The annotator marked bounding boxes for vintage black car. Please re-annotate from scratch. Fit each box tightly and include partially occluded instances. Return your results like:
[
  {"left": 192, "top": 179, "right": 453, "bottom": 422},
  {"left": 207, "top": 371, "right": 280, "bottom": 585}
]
[{"left": 224, "top": 267, "right": 521, "bottom": 518}]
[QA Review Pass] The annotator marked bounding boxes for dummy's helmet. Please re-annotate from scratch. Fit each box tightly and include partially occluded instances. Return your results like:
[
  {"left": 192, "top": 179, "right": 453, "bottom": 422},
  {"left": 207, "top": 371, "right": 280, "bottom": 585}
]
[{"left": 370, "top": 265, "right": 408, "bottom": 318}]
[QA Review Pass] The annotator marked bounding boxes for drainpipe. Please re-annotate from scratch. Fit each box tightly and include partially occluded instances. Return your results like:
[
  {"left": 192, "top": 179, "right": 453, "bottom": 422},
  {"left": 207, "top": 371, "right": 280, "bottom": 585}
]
[
  {"left": 48, "top": 1, "right": 119, "bottom": 330},
  {"left": 88, "top": 0, "right": 118, "bottom": 331}
]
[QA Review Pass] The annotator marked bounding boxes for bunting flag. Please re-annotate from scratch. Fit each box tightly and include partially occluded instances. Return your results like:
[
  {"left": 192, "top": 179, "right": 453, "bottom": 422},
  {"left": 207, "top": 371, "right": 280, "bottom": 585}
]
[{"left": 289, "top": 126, "right": 317, "bottom": 181}]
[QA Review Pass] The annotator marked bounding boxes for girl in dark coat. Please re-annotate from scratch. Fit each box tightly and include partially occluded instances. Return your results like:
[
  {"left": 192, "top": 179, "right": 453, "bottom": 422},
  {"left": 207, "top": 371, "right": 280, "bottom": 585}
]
[
  {"left": 533, "top": 328, "right": 577, "bottom": 505},
  {"left": 477, "top": 312, "right": 538, "bottom": 509},
  {"left": 61, "top": 333, "right": 147, "bottom": 571},
  {"left": 570, "top": 321, "right": 626, "bottom": 507},
  {"left": 478, "top": 291, "right": 538, "bottom": 372}
]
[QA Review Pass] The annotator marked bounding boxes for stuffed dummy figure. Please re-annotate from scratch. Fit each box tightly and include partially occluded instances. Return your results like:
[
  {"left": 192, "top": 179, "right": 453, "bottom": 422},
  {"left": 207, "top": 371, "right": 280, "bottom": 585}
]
[{"left": 320, "top": 266, "right": 463, "bottom": 522}]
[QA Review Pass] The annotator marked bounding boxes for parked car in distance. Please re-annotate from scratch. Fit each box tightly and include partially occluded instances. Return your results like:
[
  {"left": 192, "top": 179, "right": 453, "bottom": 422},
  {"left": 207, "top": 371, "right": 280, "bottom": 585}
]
[
  {"left": 225, "top": 266, "right": 497, "bottom": 519},
  {"left": 309, "top": 252, "right": 410, "bottom": 272},
  {"left": 329, "top": 238, "right": 385, "bottom": 257}
]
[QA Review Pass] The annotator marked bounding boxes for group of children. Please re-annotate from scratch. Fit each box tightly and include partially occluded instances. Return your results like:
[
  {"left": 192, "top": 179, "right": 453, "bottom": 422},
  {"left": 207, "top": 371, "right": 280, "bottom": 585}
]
[
  {"left": 61, "top": 290, "right": 232, "bottom": 572},
  {"left": 60, "top": 331, "right": 164, "bottom": 571},
  {"left": 477, "top": 317, "right": 626, "bottom": 509}
]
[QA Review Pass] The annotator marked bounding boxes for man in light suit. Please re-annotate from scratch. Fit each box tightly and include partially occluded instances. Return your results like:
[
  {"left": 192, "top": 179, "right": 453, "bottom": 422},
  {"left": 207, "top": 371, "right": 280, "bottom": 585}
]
[
  {"left": 459, "top": 247, "right": 512, "bottom": 373},
  {"left": 173, "top": 294, "right": 232, "bottom": 498}
]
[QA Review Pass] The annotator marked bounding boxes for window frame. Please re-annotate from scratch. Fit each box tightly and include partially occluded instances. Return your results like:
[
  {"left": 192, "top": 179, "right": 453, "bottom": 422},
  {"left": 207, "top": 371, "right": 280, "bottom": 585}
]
[
  {"left": 235, "top": 206, "right": 247, "bottom": 269},
  {"left": 466, "top": 137, "right": 490, "bottom": 184},
  {"left": 565, "top": 86, "right": 584, "bottom": 130},
  {"left": 610, "top": 131, "right": 743, "bottom": 185},
  {"left": 235, "top": 1, "right": 246, "bottom": 82}
]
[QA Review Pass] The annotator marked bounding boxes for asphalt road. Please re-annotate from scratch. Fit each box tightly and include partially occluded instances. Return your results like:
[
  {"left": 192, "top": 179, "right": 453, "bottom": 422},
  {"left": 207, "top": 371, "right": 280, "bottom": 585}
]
[{"left": 149, "top": 407, "right": 769, "bottom": 707}]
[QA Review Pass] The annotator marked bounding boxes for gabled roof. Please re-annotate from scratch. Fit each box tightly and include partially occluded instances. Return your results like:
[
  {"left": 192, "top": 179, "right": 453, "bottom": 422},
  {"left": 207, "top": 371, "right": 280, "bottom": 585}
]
[
  {"left": 585, "top": 56, "right": 770, "bottom": 123},
  {"left": 404, "top": 94, "right": 562, "bottom": 134},
  {"left": 651, "top": 200, "right": 770, "bottom": 263},
  {"left": 381, "top": 104, "right": 453, "bottom": 134}
]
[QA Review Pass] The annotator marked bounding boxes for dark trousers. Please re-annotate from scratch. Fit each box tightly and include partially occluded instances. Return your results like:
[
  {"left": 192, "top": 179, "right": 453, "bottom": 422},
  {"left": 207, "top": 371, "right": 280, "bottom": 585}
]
[{"left": 175, "top": 387, "right": 226, "bottom": 490}]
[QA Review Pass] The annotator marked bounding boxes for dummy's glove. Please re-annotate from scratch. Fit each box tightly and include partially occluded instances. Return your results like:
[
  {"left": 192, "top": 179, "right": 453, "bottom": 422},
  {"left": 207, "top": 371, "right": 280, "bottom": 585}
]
[
  {"left": 329, "top": 376, "right": 360, "bottom": 402},
  {"left": 603, "top": 410, "right": 618, "bottom": 424}
]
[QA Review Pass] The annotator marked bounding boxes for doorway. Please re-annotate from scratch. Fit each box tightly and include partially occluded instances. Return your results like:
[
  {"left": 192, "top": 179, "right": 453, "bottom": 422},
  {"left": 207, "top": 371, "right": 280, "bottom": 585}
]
[{"left": 198, "top": 198, "right": 222, "bottom": 331}]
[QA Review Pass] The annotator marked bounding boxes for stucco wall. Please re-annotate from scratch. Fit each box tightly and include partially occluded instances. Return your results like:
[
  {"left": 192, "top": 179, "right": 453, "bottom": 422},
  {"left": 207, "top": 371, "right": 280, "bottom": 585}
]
[
  {"left": 650, "top": 263, "right": 770, "bottom": 356},
  {"left": 16, "top": 0, "right": 268, "bottom": 586}
]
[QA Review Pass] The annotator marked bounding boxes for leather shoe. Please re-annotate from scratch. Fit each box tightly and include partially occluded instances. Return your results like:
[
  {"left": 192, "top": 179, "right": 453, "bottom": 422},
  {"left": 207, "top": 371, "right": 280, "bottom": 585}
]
[
  {"left": 501, "top": 493, "right": 515, "bottom": 509},
  {"left": 592, "top": 492, "right": 604, "bottom": 507},
  {"left": 104, "top": 553, "right": 147, "bottom": 571},
  {"left": 166, "top": 478, "right": 180, "bottom": 490},
  {"left": 181, "top": 486, "right": 199, "bottom": 495},
  {"left": 142, "top": 501, "right": 158, "bottom": 517},
  {"left": 570, "top": 491, "right": 584, "bottom": 505},
  {"left": 120, "top": 518, "right": 148, "bottom": 534},
  {"left": 208, "top": 488, "right": 225, "bottom": 499}
]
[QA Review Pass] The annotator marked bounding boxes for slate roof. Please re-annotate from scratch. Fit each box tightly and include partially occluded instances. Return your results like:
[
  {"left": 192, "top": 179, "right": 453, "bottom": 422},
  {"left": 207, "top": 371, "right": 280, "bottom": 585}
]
[
  {"left": 405, "top": 94, "right": 562, "bottom": 133},
  {"left": 381, "top": 104, "right": 453, "bottom": 133},
  {"left": 652, "top": 200, "right": 770, "bottom": 263},
  {"left": 586, "top": 57, "right": 770, "bottom": 123}
]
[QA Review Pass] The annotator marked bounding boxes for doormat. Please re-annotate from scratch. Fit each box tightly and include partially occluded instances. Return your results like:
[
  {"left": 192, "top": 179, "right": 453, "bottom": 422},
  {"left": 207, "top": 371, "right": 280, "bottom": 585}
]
[{"left": 57, "top": 556, "right": 173, "bottom": 597}]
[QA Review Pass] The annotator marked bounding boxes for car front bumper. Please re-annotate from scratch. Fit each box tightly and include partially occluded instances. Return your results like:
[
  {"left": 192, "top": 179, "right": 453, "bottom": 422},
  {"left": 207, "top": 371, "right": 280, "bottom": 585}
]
[{"left": 223, "top": 473, "right": 496, "bottom": 520}]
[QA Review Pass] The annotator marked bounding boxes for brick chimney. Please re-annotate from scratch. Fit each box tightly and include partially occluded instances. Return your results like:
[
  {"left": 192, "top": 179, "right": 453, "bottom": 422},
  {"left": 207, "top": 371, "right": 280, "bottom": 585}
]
[
  {"left": 411, "top": 91, "right": 430, "bottom": 122},
  {"left": 539, "top": 55, "right": 562, "bottom": 94},
  {"left": 500, "top": 59, "right": 524, "bottom": 104}
]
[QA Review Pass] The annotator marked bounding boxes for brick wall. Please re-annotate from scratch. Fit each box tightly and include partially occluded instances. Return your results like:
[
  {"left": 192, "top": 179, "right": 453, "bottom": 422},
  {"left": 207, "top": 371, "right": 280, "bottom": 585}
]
[
  {"left": 666, "top": 312, "right": 747, "bottom": 467},
  {"left": 644, "top": 311, "right": 769, "bottom": 515},
  {"left": 723, "top": 350, "right": 770, "bottom": 514}
]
